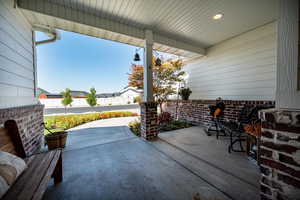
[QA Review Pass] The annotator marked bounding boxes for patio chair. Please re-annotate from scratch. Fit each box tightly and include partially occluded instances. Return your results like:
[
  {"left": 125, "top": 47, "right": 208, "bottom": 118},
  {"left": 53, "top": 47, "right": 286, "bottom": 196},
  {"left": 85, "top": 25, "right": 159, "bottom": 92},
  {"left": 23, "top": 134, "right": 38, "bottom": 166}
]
[
  {"left": 206, "top": 100, "right": 226, "bottom": 139},
  {"left": 221, "top": 105, "right": 256, "bottom": 153},
  {"left": 223, "top": 104, "right": 274, "bottom": 153}
]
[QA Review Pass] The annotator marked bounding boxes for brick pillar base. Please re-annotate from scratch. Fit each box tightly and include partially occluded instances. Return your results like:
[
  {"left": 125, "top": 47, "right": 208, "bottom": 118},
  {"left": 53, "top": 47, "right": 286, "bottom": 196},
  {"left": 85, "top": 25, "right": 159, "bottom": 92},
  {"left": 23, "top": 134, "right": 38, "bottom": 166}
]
[
  {"left": 259, "top": 108, "right": 300, "bottom": 200},
  {"left": 140, "top": 102, "right": 158, "bottom": 140}
]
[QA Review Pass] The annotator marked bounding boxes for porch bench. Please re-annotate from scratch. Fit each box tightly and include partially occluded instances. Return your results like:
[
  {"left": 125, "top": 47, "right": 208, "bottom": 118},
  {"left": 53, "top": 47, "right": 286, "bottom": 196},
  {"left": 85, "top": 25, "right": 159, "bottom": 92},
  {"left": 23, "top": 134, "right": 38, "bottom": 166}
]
[{"left": 0, "top": 120, "right": 63, "bottom": 200}]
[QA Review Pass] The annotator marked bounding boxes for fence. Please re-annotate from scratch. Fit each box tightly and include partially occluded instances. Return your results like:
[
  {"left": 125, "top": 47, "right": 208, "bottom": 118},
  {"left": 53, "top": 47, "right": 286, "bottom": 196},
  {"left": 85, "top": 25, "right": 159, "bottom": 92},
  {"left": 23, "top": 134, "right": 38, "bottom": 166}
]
[{"left": 39, "top": 97, "right": 136, "bottom": 108}]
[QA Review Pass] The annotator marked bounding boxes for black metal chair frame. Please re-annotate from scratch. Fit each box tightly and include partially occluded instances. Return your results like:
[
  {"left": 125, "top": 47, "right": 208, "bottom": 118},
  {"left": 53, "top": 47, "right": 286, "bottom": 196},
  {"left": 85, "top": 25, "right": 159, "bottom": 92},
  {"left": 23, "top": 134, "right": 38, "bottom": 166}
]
[
  {"left": 221, "top": 105, "right": 257, "bottom": 153},
  {"left": 206, "top": 102, "right": 226, "bottom": 139},
  {"left": 225, "top": 121, "right": 247, "bottom": 153}
]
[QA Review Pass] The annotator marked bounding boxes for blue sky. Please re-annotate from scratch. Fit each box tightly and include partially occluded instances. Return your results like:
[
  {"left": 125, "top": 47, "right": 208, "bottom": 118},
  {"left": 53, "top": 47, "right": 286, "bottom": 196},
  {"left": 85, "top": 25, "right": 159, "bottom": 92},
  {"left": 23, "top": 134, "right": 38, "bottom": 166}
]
[{"left": 36, "top": 30, "right": 144, "bottom": 94}]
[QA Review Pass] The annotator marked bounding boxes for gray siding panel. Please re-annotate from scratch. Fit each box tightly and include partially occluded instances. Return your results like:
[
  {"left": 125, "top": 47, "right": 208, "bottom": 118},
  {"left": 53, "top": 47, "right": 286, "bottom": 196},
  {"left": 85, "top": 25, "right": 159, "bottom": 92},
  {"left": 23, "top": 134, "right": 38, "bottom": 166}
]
[
  {"left": 276, "top": 0, "right": 300, "bottom": 109},
  {"left": 185, "top": 22, "right": 277, "bottom": 101},
  {"left": 0, "top": 0, "right": 37, "bottom": 108}
]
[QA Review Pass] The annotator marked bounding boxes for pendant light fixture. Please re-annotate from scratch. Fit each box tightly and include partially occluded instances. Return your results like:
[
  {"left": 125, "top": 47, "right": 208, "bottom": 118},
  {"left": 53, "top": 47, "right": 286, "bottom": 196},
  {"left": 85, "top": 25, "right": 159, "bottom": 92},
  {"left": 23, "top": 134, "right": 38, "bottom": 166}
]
[
  {"left": 133, "top": 48, "right": 141, "bottom": 62},
  {"left": 153, "top": 50, "right": 162, "bottom": 66},
  {"left": 133, "top": 48, "right": 162, "bottom": 66},
  {"left": 155, "top": 57, "right": 162, "bottom": 66}
]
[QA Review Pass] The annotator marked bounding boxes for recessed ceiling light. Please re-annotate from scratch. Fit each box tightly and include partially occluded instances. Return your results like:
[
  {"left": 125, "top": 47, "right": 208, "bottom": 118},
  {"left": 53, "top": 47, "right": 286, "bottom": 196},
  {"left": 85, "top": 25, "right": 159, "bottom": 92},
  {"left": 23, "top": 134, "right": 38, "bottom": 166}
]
[{"left": 213, "top": 13, "right": 223, "bottom": 20}]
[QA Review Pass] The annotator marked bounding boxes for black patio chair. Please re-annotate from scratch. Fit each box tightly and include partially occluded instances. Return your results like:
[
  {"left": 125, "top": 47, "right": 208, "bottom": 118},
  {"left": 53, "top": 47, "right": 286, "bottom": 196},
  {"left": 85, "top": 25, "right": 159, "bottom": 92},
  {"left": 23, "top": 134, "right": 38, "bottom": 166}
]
[
  {"left": 223, "top": 104, "right": 274, "bottom": 153},
  {"left": 206, "top": 101, "right": 226, "bottom": 139},
  {"left": 221, "top": 105, "right": 256, "bottom": 153}
]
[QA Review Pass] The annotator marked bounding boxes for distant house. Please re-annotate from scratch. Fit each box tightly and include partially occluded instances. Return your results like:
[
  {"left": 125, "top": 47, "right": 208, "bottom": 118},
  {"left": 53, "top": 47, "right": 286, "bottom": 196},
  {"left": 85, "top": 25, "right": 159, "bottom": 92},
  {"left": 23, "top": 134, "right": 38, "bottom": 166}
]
[
  {"left": 39, "top": 87, "right": 141, "bottom": 103},
  {"left": 119, "top": 86, "right": 142, "bottom": 102},
  {"left": 38, "top": 89, "right": 88, "bottom": 99},
  {"left": 37, "top": 88, "right": 50, "bottom": 96},
  {"left": 69, "top": 91, "right": 88, "bottom": 98},
  {"left": 96, "top": 92, "right": 120, "bottom": 98},
  {"left": 39, "top": 93, "right": 62, "bottom": 99},
  {"left": 96, "top": 86, "right": 142, "bottom": 101},
  {"left": 37, "top": 88, "right": 55, "bottom": 99}
]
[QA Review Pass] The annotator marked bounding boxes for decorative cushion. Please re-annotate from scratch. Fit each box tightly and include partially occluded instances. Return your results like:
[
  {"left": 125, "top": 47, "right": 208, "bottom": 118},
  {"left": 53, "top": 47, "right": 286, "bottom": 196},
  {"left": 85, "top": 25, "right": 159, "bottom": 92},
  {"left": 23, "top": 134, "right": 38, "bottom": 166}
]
[
  {"left": 0, "top": 151, "right": 27, "bottom": 198},
  {"left": 0, "top": 164, "right": 17, "bottom": 185},
  {"left": 0, "top": 176, "right": 8, "bottom": 198}
]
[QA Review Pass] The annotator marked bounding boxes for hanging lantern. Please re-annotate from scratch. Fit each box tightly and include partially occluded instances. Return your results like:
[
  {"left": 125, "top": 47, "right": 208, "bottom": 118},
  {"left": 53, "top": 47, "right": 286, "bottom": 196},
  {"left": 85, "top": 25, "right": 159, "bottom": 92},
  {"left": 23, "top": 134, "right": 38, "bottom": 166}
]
[
  {"left": 155, "top": 57, "right": 162, "bottom": 66},
  {"left": 134, "top": 53, "right": 140, "bottom": 61}
]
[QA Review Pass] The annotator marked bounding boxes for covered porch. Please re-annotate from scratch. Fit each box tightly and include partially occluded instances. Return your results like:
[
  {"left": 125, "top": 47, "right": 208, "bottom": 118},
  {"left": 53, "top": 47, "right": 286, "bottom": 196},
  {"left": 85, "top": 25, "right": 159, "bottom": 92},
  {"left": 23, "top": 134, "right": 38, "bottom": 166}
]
[
  {"left": 0, "top": 0, "right": 299, "bottom": 199},
  {"left": 43, "top": 119, "right": 259, "bottom": 200}
]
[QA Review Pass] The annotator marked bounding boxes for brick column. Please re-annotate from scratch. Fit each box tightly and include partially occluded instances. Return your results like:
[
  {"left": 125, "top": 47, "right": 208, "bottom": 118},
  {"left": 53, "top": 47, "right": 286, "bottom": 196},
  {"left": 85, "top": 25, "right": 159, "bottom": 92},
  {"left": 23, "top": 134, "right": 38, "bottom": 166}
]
[
  {"left": 140, "top": 102, "right": 158, "bottom": 140},
  {"left": 259, "top": 108, "right": 300, "bottom": 200}
]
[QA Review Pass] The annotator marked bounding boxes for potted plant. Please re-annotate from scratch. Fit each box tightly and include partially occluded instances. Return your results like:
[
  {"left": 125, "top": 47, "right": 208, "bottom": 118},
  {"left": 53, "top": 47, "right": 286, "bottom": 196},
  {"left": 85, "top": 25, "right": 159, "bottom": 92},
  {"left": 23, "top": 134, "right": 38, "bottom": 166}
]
[
  {"left": 43, "top": 123, "right": 68, "bottom": 150},
  {"left": 179, "top": 87, "right": 192, "bottom": 100}
]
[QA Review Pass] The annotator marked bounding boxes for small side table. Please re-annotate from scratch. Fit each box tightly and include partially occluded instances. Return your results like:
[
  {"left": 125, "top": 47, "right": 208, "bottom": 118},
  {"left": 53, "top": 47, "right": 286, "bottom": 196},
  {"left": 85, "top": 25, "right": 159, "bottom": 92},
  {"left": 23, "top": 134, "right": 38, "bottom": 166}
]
[
  {"left": 245, "top": 123, "right": 262, "bottom": 165},
  {"left": 246, "top": 133, "right": 260, "bottom": 165}
]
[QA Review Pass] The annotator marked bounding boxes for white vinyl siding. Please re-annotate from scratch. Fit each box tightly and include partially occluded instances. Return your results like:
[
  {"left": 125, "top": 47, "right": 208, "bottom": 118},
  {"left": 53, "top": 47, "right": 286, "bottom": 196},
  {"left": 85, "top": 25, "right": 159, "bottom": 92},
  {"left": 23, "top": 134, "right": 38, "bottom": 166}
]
[
  {"left": 185, "top": 22, "right": 277, "bottom": 101},
  {"left": 276, "top": 0, "right": 300, "bottom": 109},
  {"left": 0, "top": 0, "right": 37, "bottom": 108}
]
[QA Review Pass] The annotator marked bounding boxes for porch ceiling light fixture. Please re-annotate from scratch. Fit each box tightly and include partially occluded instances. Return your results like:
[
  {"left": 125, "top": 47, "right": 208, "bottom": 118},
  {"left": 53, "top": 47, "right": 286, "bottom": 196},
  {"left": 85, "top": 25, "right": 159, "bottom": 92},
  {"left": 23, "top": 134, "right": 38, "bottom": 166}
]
[
  {"left": 134, "top": 52, "right": 140, "bottom": 61},
  {"left": 213, "top": 13, "right": 223, "bottom": 20}
]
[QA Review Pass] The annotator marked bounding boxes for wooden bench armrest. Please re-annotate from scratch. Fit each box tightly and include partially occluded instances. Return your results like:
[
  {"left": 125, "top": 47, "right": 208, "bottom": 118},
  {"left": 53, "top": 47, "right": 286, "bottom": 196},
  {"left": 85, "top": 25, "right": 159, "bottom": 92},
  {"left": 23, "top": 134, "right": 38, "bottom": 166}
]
[{"left": 1, "top": 149, "right": 62, "bottom": 200}]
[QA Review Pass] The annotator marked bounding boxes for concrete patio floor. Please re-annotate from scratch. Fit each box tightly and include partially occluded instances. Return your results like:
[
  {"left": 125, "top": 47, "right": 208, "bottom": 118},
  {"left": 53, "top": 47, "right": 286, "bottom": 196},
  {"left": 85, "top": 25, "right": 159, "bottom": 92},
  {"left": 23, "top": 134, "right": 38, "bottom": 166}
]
[{"left": 43, "top": 118, "right": 260, "bottom": 200}]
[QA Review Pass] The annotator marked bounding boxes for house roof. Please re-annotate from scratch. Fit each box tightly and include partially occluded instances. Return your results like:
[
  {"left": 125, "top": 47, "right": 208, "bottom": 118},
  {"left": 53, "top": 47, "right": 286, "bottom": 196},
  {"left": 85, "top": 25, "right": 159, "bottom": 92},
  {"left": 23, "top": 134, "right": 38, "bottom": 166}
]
[
  {"left": 45, "top": 94, "right": 63, "bottom": 98},
  {"left": 69, "top": 91, "right": 88, "bottom": 97},
  {"left": 37, "top": 88, "right": 50, "bottom": 96},
  {"left": 96, "top": 93, "right": 121, "bottom": 98},
  {"left": 18, "top": 0, "right": 278, "bottom": 59},
  {"left": 96, "top": 86, "right": 142, "bottom": 98},
  {"left": 120, "top": 86, "right": 143, "bottom": 95}
]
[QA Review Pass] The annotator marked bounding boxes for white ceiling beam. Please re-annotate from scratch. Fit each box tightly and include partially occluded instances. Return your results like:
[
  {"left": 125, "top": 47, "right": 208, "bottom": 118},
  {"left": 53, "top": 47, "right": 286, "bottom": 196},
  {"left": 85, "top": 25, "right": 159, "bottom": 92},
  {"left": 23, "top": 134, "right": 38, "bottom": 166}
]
[{"left": 18, "top": 0, "right": 205, "bottom": 56}]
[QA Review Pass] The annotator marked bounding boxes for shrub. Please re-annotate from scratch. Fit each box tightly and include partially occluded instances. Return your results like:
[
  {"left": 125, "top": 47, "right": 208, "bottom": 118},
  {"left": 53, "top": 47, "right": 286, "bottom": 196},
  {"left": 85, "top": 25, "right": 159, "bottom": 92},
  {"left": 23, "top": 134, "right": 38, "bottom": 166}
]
[
  {"left": 128, "top": 119, "right": 141, "bottom": 136},
  {"left": 127, "top": 101, "right": 131, "bottom": 104},
  {"left": 158, "top": 112, "right": 172, "bottom": 124},
  {"left": 44, "top": 111, "right": 138, "bottom": 133},
  {"left": 179, "top": 87, "right": 192, "bottom": 100},
  {"left": 159, "top": 120, "right": 193, "bottom": 132},
  {"left": 128, "top": 118, "right": 193, "bottom": 136}
]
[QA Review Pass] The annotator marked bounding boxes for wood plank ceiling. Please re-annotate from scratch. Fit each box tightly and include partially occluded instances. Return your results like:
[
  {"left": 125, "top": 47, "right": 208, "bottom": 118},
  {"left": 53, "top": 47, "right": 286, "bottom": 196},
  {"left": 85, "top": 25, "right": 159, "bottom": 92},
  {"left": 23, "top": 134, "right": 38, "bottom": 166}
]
[{"left": 18, "top": 0, "right": 278, "bottom": 58}]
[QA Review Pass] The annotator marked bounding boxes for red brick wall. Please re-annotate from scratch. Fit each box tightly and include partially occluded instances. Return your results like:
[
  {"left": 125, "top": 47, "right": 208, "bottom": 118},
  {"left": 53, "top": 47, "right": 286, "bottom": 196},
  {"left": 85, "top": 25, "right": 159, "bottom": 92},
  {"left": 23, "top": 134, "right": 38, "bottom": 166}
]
[
  {"left": 0, "top": 104, "right": 44, "bottom": 156},
  {"left": 163, "top": 100, "right": 275, "bottom": 127},
  {"left": 259, "top": 109, "right": 300, "bottom": 200}
]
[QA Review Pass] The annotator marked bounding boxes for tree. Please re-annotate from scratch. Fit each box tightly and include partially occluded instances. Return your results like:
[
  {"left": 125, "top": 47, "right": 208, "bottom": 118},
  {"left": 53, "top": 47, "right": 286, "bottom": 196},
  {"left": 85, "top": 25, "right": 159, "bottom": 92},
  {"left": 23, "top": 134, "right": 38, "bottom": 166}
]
[
  {"left": 61, "top": 88, "right": 73, "bottom": 113},
  {"left": 86, "top": 87, "right": 97, "bottom": 107},
  {"left": 128, "top": 58, "right": 185, "bottom": 111},
  {"left": 128, "top": 65, "right": 144, "bottom": 89}
]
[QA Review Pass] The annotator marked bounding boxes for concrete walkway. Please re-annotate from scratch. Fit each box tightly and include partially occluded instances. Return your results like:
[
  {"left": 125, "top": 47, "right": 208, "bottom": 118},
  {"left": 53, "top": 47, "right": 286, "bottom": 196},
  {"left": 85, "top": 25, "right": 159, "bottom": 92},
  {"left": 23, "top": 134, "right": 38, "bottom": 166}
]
[
  {"left": 64, "top": 117, "right": 138, "bottom": 151},
  {"left": 44, "top": 119, "right": 259, "bottom": 200}
]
